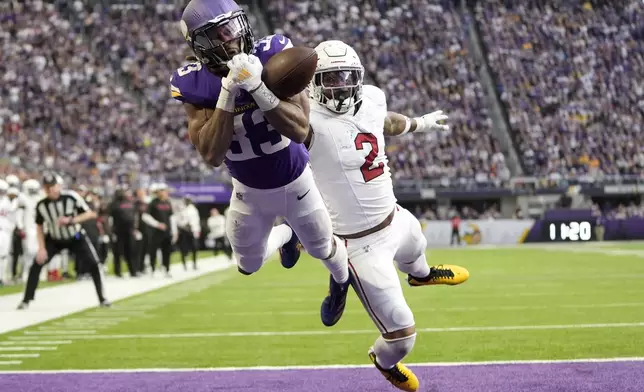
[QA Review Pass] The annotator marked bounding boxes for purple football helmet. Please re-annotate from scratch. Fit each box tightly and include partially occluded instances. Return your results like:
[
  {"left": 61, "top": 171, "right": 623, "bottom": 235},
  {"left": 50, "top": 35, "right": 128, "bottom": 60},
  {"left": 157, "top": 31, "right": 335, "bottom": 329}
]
[{"left": 181, "top": 0, "right": 254, "bottom": 73}]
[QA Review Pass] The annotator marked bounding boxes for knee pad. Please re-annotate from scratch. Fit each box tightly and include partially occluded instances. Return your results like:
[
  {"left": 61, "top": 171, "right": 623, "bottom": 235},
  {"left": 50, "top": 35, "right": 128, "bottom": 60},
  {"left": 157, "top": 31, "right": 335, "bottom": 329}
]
[
  {"left": 236, "top": 253, "right": 263, "bottom": 275},
  {"left": 306, "top": 236, "right": 334, "bottom": 260},
  {"left": 290, "top": 209, "right": 334, "bottom": 260}
]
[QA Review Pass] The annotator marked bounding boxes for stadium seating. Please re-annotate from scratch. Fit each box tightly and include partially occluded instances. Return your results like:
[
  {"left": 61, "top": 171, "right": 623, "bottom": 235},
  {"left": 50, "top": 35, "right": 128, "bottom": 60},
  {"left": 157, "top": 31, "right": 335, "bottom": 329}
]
[
  {"left": 474, "top": 0, "right": 644, "bottom": 177},
  {"left": 0, "top": 1, "right": 212, "bottom": 187},
  {"left": 2, "top": 0, "right": 642, "bottom": 189},
  {"left": 266, "top": 0, "right": 509, "bottom": 186}
]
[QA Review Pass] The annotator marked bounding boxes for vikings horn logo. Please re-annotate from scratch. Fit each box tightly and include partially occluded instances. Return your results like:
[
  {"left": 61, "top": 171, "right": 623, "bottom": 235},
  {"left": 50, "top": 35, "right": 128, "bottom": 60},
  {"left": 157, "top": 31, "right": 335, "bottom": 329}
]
[
  {"left": 461, "top": 223, "right": 482, "bottom": 245},
  {"left": 180, "top": 20, "right": 191, "bottom": 41}
]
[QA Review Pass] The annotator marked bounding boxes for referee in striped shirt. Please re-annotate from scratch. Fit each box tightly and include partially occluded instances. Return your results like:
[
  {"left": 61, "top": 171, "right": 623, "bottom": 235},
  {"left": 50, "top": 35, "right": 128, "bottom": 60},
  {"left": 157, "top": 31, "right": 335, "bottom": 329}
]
[{"left": 17, "top": 173, "right": 110, "bottom": 310}]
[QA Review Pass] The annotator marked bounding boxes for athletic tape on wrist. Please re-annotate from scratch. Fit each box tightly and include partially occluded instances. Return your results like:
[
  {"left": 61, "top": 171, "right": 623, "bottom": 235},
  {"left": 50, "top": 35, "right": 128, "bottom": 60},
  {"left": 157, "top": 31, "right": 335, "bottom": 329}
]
[
  {"left": 216, "top": 87, "right": 236, "bottom": 112},
  {"left": 400, "top": 117, "right": 412, "bottom": 135},
  {"left": 251, "top": 83, "right": 280, "bottom": 111}
]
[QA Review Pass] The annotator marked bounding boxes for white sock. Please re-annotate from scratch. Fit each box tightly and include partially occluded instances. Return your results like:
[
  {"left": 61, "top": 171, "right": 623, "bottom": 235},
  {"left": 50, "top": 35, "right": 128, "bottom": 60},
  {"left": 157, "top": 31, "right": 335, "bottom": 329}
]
[
  {"left": 263, "top": 224, "right": 293, "bottom": 260},
  {"left": 373, "top": 334, "right": 416, "bottom": 369},
  {"left": 320, "top": 235, "right": 349, "bottom": 284},
  {"left": 396, "top": 254, "right": 431, "bottom": 278}
]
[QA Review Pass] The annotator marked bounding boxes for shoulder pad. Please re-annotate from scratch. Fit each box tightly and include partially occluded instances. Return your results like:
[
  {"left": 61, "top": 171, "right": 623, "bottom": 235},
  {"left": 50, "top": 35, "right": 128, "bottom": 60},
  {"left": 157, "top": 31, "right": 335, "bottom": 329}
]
[
  {"left": 253, "top": 34, "right": 294, "bottom": 64},
  {"left": 170, "top": 62, "right": 222, "bottom": 108},
  {"left": 362, "top": 85, "right": 387, "bottom": 110}
]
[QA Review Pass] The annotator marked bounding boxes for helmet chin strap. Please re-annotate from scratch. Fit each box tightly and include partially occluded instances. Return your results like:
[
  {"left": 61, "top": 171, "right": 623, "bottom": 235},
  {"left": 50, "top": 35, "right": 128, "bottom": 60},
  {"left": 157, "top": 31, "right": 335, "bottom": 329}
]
[{"left": 334, "top": 97, "right": 347, "bottom": 112}]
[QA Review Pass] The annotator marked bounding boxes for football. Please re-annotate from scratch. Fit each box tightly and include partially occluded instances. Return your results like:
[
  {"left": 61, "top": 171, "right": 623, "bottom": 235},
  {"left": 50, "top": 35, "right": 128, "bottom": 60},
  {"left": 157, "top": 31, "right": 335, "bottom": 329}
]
[{"left": 262, "top": 47, "right": 318, "bottom": 100}]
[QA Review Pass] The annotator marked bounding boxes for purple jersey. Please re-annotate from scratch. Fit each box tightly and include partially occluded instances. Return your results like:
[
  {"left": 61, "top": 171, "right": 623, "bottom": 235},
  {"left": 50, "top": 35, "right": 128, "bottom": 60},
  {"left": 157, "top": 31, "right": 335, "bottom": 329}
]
[{"left": 170, "top": 34, "right": 309, "bottom": 190}]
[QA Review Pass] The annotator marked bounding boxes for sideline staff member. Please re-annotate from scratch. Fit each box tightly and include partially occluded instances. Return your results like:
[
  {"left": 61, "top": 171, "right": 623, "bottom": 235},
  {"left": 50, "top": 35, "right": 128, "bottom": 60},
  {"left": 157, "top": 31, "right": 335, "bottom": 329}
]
[
  {"left": 142, "top": 183, "right": 177, "bottom": 276},
  {"left": 17, "top": 173, "right": 111, "bottom": 310}
]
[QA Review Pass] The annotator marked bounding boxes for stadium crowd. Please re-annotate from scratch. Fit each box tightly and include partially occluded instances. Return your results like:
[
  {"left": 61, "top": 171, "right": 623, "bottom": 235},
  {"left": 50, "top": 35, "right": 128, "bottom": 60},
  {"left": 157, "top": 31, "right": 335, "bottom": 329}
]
[
  {"left": 0, "top": 0, "right": 212, "bottom": 191},
  {"left": 1, "top": 0, "right": 643, "bottom": 190},
  {"left": 266, "top": 0, "right": 509, "bottom": 185},
  {"left": 475, "top": 0, "right": 644, "bottom": 177}
]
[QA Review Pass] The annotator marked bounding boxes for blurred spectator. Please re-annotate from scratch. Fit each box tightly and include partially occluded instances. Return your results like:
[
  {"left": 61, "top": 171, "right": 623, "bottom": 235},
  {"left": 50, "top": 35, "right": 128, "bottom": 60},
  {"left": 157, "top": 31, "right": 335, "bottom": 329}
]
[
  {"left": 0, "top": 1, "right": 217, "bottom": 188},
  {"left": 266, "top": 0, "right": 507, "bottom": 185},
  {"left": 475, "top": 0, "right": 644, "bottom": 177}
]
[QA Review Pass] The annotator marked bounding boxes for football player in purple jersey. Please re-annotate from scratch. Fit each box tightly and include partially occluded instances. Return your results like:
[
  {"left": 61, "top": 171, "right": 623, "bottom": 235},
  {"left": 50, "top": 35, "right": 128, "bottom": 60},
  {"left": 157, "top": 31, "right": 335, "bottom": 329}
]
[{"left": 170, "top": 0, "right": 350, "bottom": 326}]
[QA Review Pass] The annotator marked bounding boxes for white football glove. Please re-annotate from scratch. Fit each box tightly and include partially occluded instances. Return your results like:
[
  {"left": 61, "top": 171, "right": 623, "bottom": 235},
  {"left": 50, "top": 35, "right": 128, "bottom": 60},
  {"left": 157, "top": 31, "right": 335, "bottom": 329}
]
[
  {"left": 220, "top": 73, "right": 239, "bottom": 93},
  {"left": 414, "top": 110, "right": 450, "bottom": 133},
  {"left": 226, "top": 53, "right": 263, "bottom": 92}
]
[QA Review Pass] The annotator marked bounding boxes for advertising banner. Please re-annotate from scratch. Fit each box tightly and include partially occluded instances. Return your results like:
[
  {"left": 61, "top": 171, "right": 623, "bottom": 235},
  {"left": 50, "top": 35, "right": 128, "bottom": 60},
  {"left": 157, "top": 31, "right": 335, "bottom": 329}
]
[
  {"left": 421, "top": 220, "right": 535, "bottom": 247},
  {"left": 168, "top": 183, "right": 232, "bottom": 203}
]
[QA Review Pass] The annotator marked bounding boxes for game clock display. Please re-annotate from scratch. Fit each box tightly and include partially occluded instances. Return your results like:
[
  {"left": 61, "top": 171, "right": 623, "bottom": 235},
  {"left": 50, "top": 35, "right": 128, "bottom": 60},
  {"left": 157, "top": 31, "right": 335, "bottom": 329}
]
[{"left": 544, "top": 220, "right": 595, "bottom": 242}]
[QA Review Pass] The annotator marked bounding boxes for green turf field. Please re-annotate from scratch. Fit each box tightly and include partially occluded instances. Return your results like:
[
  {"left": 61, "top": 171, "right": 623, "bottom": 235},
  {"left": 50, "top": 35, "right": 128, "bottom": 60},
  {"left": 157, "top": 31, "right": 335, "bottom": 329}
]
[
  {"left": 0, "top": 251, "right": 214, "bottom": 296},
  {"left": 2, "top": 243, "right": 644, "bottom": 370}
]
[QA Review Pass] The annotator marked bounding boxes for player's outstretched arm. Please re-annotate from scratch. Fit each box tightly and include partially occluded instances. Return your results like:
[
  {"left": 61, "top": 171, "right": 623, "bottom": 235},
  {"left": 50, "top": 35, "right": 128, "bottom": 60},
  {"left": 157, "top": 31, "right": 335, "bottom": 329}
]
[
  {"left": 185, "top": 103, "right": 235, "bottom": 167},
  {"left": 256, "top": 90, "right": 309, "bottom": 143},
  {"left": 383, "top": 110, "right": 449, "bottom": 136}
]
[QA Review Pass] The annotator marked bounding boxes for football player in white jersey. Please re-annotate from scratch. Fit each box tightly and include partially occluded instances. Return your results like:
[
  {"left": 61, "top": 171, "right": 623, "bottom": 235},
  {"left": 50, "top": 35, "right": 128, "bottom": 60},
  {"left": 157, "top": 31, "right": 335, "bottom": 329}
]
[
  {"left": 302, "top": 40, "right": 469, "bottom": 392},
  {"left": 20, "top": 179, "right": 42, "bottom": 282},
  {"left": 0, "top": 180, "right": 17, "bottom": 286},
  {"left": 7, "top": 186, "right": 24, "bottom": 282}
]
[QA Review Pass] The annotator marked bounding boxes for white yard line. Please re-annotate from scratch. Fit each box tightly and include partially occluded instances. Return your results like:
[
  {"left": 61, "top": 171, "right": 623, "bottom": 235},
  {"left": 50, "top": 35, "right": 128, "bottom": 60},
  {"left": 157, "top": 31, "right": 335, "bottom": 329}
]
[
  {"left": 0, "top": 361, "right": 22, "bottom": 365},
  {"left": 24, "top": 331, "right": 96, "bottom": 335},
  {"left": 169, "top": 302, "right": 644, "bottom": 318},
  {"left": 17, "top": 322, "right": 644, "bottom": 340},
  {"left": 0, "top": 354, "right": 40, "bottom": 358},
  {"left": 35, "top": 328, "right": 97, "bottom": 333},
  {"left": 0, "top": 347, "right": 57, "bottom": 351},
  {"left": 1, "top": 357, "right": 643, "bottom": 374},
  {"left": 0, "top": 341, "right": 71, "bottom": 345}
]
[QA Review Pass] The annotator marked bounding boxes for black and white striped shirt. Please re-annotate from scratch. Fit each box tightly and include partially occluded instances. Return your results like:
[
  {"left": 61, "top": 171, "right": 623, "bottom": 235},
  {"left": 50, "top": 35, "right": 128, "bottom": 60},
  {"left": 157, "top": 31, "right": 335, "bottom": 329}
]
[{"left": 35, "top": 190, "right": 92, "bottom": 241}]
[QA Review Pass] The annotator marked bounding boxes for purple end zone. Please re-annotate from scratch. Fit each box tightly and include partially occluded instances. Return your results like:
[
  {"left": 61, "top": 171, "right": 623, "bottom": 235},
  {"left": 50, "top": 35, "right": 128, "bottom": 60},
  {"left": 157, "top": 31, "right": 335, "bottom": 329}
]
[{"left": 1, "top": 361, "right": 643, "bottom": 392}]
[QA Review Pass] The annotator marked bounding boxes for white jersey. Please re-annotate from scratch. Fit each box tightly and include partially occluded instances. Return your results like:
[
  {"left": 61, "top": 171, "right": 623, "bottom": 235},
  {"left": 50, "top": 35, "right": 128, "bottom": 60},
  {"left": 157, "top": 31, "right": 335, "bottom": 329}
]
[
  {"left": 308, "top": 85, "right": 396, "bottom": 235},
  {"left": 22, "top": 194, "right": 42, "bottom": 233},
  {"left": 207, "top": 215, "right": 226, "bottom": 239},
  {"left": 0, "top": 196, "right": 17, "bottom": 232},
  {"left": 11, "top": 193, "right": 30, "bottom": 231},
  {"left": 177, "top": 204, "right": 201, "bottom": 234}
]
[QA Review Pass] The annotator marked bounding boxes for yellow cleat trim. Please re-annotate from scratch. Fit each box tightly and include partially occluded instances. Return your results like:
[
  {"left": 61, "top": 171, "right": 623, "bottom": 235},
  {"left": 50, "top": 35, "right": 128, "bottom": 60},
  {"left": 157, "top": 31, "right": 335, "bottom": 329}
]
[
  {"left": 410, "top": 264, "right": 470, "bottom": 286},
  {"left": 368, "top": 349, "right": 419, "bottom": 392}
]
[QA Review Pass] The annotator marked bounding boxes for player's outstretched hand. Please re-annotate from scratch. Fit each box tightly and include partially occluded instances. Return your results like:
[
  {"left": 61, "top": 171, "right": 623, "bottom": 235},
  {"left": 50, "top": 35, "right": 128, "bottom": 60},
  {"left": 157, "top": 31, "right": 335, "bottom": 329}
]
[
  {"left": 226, "top": 53, "right": 263, "bottom": 92},
  {"left": 415, "top": 110, "right": 450, "bottom": 132}
]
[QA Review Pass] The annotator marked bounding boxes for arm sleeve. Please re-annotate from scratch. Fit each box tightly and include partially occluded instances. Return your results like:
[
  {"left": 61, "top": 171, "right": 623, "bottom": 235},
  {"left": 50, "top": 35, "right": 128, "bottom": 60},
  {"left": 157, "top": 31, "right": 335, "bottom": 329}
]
[{"left": 142, "top": 212, "right": 162, "bottom": 228}]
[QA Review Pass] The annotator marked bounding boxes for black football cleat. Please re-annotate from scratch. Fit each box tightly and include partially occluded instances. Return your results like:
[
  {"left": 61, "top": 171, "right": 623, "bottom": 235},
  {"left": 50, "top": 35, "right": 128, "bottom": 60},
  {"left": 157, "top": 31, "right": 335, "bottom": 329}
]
[
  {"left": 320, "top": 274, "right": 351, "bottom": 326},
  {"left": 279, "top": 225, "right": 302, "bottom": 269}
]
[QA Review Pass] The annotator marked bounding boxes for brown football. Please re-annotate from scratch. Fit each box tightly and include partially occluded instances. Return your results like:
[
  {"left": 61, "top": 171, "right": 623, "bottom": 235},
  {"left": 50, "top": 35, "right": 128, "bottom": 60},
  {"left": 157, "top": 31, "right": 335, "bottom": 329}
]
[{"left": 262, "top": 47, "right": 318, "bottom": 100}]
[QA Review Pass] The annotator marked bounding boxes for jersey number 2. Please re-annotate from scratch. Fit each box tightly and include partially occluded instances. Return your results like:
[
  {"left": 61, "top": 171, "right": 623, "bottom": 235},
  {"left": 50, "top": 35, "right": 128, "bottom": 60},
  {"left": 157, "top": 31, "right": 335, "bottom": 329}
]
[{"left": 354, "top": 133, "right": 384, "bottom": 182}]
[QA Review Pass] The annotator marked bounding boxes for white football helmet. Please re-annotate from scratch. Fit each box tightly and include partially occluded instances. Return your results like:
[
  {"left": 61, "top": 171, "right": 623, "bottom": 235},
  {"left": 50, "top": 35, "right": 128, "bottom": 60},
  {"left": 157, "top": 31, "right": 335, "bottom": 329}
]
[
  {"left": 309, "top": 40, "right": 364, "bottom": 114},
  {"left": 7, "top": 187, "right": 19, "bottom": 197},
  {"left": 5, "top": 174, "right": 20, "bottom": 188},
  {"left": 149, "top": 183, "right": 160, "bottom": 193},
  {"left": 23, "top": 179, "right": 41, "bottom": 195},
  {"left": 0, "top": 179, "right": 8, "bottom": 196}
]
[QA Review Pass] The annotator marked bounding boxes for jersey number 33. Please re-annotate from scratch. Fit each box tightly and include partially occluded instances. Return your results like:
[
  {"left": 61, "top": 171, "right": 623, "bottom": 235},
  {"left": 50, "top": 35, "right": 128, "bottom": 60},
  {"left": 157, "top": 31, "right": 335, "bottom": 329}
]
[{"left": 227, "top": 109, "right": 291, "bottom": 161}]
